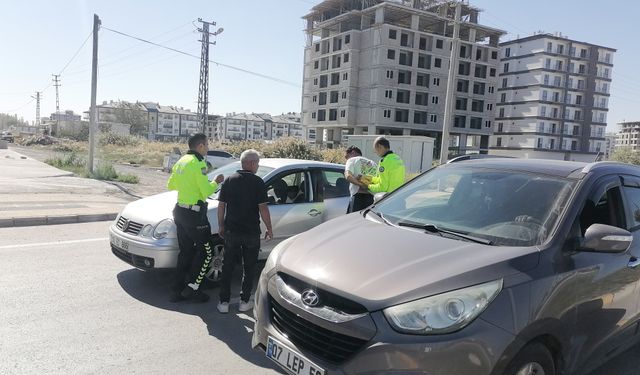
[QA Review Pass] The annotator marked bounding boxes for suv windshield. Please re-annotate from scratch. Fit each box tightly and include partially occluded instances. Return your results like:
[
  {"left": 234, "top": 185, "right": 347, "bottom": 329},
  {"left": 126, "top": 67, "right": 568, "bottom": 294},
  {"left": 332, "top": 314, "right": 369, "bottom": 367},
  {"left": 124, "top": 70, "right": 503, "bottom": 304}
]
[{"left": 375, "top": 166, "right": 575, "bottom": 246}]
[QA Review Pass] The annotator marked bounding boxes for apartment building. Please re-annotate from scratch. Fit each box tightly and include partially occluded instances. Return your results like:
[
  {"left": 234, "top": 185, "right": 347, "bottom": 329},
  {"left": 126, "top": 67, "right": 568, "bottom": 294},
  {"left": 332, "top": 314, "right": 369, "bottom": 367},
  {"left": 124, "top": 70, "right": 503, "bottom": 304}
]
[
  {"left": 617, "top": 122, "right": 640, "bottom": 152},
  {"left": 216, "top": 113, "right": 305, "bottom": 142},
  {"left": 490, "top": 33, "right": 615, "bottom": 162},
  {"left": 302, "top": 0, "right": 504, "bottom": 156},
  {"left": 604, "top": 132, "right": 617, "bottom": 160}
]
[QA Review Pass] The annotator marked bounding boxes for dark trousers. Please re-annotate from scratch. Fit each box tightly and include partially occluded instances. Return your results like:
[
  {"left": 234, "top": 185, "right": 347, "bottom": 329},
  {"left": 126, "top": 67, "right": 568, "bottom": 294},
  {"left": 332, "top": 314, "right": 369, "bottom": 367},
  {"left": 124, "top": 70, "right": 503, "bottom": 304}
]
[
  {"left": 173, "top": 205, "right": 213, "bottom": 292},
  {"left": 219, "top": 231, "right": 260, "bottom": 303},
  {"left": 347, "top": 193, "right": 374, "bottom": 213}
]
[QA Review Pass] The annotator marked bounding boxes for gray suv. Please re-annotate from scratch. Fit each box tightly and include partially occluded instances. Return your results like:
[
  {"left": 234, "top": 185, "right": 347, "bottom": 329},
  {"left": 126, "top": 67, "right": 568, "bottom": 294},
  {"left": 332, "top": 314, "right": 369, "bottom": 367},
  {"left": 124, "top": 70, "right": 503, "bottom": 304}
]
[{"left": 252, "top": 159, "right": 640, "bottom": 375}]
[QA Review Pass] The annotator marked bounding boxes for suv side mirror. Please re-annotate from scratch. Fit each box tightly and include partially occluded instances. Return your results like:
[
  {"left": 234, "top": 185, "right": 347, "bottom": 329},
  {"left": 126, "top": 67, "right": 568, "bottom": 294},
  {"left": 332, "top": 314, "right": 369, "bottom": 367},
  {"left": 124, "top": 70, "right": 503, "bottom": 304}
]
[{"left": 581, "top": 224, "right": 633, "bottom": 253}]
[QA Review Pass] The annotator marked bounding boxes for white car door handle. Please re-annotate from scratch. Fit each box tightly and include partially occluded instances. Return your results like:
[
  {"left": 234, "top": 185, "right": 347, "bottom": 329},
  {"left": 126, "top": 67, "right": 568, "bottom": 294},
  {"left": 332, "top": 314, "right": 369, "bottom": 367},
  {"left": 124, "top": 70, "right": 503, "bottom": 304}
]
[{"left": 307, "top": 209, "right": 321, "bottom": 217}]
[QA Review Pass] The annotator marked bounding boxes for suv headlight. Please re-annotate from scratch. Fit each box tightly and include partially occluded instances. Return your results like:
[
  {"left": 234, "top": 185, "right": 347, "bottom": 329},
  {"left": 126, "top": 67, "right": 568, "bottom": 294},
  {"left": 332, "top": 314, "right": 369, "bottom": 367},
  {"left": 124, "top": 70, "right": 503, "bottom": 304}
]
[
  {"left": 153, "top": 219, "right": 176, "bottom": 239},
  {"left": 384, "top": 279, "right": 503, "bottom": 335},
  {"left": 263, "top": 235, "right": 297, "bottom": 273}
]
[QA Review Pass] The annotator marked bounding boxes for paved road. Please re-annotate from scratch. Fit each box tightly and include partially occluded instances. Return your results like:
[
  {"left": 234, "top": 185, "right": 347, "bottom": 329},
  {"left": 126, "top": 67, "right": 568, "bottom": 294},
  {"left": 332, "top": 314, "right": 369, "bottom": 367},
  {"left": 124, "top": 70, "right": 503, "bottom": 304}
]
[
  {"left": 0, "top": 221, "right": 282, "bottom": 375},
  {"left": 0, "top": 221, "right": 637, "bottom": 375}
]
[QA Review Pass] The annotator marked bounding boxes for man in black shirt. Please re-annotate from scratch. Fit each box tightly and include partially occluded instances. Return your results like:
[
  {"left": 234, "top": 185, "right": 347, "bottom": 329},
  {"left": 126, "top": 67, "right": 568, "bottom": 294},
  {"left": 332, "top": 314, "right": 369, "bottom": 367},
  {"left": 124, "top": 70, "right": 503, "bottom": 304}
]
[{"left": 216, "top": 149, "right": 273, "bottom": 313}]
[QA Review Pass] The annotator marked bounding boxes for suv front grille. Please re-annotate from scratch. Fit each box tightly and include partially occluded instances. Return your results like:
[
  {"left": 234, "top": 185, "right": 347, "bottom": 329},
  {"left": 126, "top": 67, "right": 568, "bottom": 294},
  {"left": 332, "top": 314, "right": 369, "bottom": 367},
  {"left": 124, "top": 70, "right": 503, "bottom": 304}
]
[
  {"left": 116, "top": 216, "right": 143, "bottom": 235},
  {"left": 269, "top": 296, "right": 368, "bottom": 364}
]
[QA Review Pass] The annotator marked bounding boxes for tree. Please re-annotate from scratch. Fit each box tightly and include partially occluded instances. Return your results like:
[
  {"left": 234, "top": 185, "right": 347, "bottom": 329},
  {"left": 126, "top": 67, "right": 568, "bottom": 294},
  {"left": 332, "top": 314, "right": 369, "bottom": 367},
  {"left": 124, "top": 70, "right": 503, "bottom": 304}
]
[
  {"left": 113, "top": 103, "right": 148, "bottom": 136},
  {"left": 610, "top": 147, "right": 640, "bottom": 165}
]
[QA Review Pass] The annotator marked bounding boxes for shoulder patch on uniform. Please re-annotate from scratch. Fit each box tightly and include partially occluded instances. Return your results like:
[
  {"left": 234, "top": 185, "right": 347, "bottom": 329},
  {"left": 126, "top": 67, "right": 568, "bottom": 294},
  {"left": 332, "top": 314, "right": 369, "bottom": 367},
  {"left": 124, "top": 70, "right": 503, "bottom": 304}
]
[{"left": 379, "top": 166, "right": 385, "bottom": 172}]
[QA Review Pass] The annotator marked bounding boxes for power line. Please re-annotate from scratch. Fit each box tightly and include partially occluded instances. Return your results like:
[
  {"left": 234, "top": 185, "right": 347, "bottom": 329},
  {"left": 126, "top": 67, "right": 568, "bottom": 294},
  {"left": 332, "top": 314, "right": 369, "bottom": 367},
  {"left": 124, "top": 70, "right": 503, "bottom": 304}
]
[
  {"left": 101, "top": 26, "right": 302, "bottom": 88},
  {"left": 57, "top": 30, "right": 94, "bottom": 76}
]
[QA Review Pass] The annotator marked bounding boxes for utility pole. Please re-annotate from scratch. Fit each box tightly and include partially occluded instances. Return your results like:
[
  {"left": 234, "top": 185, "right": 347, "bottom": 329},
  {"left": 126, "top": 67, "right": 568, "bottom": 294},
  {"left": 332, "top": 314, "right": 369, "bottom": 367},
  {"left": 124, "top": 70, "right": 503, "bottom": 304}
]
[
  {"left": 32, "top": 91, "right": 42, "bottom": 126},
  {"left": 439, "top": 2, "right": 462, "bottom": 164},
  {"left": 88, "top": 14, "right": 100, "bottom": 174},
  {"left": 196, "top": 19, "right": 223, "bottom": 134},
  {"left": 52, "top": 74, "right": 61, "bottom": 131}
]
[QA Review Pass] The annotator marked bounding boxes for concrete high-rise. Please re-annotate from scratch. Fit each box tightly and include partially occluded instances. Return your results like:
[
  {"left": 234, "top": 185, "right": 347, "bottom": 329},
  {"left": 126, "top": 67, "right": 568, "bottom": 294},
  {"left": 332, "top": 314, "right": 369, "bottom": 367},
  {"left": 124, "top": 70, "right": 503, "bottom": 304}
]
[
  {"left": 302, "top": 0, "right": 504, "bottom": 157},
  {"left": 490, "top": 33, "right": 615, "bottom": 162}
]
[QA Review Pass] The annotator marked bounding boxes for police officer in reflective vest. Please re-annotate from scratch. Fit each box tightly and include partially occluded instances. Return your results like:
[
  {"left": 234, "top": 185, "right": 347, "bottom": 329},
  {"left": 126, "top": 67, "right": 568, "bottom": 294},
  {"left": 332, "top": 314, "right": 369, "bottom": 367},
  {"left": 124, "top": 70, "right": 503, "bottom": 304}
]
[
  {"left": 365, "top": 136, "right": 406, "bottom": 194},
  {"left": 167, "top": 133, "right": 224, "bottom": 302}
]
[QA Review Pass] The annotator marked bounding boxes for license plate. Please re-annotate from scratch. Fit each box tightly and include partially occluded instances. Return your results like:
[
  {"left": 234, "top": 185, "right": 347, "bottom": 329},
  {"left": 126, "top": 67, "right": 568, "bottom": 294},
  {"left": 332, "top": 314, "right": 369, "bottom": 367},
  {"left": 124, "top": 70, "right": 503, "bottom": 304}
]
[
  {"left": 266, "top": 336, "right": 325, "bottom": 375},
  {"left": 110, "top": 234, "right": 129, "bottom": 251}
]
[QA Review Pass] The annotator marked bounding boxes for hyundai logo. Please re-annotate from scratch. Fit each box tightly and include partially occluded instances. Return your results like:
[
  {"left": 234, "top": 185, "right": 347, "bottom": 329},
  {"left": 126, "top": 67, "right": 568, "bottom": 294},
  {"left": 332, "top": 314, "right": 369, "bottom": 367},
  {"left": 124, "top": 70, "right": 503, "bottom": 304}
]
[{"left": 301, "top": 289, "right": 320, "bottom": 307}]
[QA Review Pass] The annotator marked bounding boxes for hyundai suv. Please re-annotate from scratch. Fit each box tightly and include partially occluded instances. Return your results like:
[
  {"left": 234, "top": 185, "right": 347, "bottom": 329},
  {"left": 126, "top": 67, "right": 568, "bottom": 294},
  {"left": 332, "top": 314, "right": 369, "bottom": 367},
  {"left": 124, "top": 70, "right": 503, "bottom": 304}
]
[{"left": 253, "top": 159, "right": 640, "bottom": 375}]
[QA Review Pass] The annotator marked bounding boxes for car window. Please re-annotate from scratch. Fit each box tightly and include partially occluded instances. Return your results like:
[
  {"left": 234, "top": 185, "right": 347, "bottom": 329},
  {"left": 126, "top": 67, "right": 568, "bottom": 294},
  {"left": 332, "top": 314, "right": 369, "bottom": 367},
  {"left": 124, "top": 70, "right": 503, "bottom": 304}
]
[
  {"left": 579, "top": 183, "right": 626, "bottom": 235},
  {"left": 621, "top": 176, "right": 640, "bottom": 230},
  {"left": 266, "top": 171, "right": 309, "bottom": 205},
  {"left": 207, "top": 150, "right": 233, "bottom": 158},
  {"left": 375, "top": 166, "right": 575, "bottom": 246},
  {"left": 321, "top": 169, "right": 350, "bottom": 199}
]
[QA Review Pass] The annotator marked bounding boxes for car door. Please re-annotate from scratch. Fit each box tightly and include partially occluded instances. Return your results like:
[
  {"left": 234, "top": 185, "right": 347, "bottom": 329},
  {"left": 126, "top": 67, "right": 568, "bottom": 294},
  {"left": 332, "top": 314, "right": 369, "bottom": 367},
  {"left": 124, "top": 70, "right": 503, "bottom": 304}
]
[
  {"left": 259, "top": 169, "right": 324, "bottom": 254},
  {"left": 311, "top": 168, "right": 352, "bottom": 221},
  {"left": 570, "top": 175, "right": 640, "bottom": 370}
]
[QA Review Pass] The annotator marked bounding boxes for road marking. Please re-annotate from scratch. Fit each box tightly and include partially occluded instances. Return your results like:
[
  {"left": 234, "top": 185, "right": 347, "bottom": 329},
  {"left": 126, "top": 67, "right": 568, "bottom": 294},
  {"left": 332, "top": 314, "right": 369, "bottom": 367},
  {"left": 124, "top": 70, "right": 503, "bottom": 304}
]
[{"left": 0, "top": 237, "right": 109, "bottom": 250}]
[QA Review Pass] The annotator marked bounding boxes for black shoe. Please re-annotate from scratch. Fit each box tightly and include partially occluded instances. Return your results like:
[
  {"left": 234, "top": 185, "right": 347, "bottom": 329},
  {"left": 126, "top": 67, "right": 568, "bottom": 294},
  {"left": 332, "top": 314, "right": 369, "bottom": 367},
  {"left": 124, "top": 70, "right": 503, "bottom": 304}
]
[
  {"left": 192, "top": 292, "right": 210, "bottom": 303},
  {"left": 180, "top": 286, "right": 209, "bottom": 303},
  {"left": 169, "top": 291, "right": 186, "bottom": 303}
]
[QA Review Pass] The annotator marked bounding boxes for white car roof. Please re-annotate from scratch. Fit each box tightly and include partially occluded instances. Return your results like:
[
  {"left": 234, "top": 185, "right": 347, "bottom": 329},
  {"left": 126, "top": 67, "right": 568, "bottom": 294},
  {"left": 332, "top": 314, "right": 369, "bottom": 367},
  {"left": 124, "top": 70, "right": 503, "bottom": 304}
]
[{"left": 259, "top": 158, "right": 344, "bottom": 170}]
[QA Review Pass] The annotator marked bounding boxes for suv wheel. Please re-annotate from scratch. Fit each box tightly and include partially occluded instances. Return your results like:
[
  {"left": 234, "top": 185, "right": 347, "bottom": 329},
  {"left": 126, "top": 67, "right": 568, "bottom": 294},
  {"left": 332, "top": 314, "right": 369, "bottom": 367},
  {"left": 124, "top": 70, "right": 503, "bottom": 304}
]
[{"left": 505, "top": 342, "right": 555, "bottom": 375}]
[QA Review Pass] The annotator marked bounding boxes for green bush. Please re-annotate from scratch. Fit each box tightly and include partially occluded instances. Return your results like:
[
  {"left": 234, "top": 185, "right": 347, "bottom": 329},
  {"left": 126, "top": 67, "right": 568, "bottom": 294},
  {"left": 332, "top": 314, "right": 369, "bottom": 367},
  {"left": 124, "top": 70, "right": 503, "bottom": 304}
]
[
  {"left": 116, "top": 174, "right": 140, "bottom": 184},
  {"left": 320, "top": 147, "right": 346, "bottom": 164},
  {"left": 90, "top": 163, "right": 119, "bottom": 181}
]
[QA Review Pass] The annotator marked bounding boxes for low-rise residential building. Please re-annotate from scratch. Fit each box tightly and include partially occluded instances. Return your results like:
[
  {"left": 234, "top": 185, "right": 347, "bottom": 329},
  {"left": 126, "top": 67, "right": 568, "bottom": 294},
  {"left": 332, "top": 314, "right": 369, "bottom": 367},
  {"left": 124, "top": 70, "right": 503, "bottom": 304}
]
[
  {"left": 603, "top": 132, "right": 616, "bottom": 160},
  {"left": 617, "top": 121, "right": 640, "bottom": 152},
  {"left": 216, "top": 112, "right": 305, "bottom": 142}
]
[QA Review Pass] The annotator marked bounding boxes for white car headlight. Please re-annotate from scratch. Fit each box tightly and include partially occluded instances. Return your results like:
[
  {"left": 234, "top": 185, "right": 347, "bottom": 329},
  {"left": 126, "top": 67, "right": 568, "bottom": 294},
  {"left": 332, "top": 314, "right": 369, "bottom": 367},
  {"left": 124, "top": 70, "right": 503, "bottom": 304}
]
[
  {"left": 263, "top": 235, "right": 297, "bottom": 273},
  {"left": 140, "top": 225, "right": 153, "bottom": 237},
  {"left": 153, "top": 219, "right": 176, "bottom": 239},
  {"left": 384, "top": 279, "right": 503, "bottom": 335}
]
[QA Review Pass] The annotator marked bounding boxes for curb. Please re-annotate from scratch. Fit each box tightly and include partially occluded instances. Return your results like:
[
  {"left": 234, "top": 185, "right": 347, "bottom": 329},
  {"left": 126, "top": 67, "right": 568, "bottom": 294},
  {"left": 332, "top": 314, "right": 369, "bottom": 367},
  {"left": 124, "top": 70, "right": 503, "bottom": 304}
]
[{"left": 0, "top": 213, "right": 118, "bottom": 228}]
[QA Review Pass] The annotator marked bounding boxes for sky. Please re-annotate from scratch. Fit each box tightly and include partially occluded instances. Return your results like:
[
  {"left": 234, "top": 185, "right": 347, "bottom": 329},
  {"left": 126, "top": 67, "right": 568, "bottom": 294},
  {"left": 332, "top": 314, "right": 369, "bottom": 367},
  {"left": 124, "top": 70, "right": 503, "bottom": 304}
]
[{"left": 0, "top": 0, "right": 638, "bottom": 133}]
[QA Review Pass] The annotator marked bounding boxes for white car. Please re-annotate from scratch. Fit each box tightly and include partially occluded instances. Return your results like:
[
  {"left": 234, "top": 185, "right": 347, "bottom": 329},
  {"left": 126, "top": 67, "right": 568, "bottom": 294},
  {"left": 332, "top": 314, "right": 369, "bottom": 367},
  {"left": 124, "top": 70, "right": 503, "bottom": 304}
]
[
  {"left": 109, "top": 158, "right": 351, "bottom": 281},
  {"left": 206, "top": 150, "right": 236, "bottom": 169}
]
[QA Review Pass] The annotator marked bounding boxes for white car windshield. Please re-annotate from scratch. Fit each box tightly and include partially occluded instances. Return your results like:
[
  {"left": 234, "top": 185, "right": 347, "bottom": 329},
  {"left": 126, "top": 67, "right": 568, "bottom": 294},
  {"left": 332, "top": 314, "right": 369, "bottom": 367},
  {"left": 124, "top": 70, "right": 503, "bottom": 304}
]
[{"left": 374, "top": 167, "right": 575, "bottom": 247}]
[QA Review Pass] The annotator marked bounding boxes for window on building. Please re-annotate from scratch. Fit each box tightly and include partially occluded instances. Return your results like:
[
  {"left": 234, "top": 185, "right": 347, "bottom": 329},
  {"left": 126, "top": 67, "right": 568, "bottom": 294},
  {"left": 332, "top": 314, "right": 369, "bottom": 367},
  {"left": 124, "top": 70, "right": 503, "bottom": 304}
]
[
  {"left": 398, "top": 70, "right": 412, "bottom": 85},
  {"left": 389, "top": 29, "right": 397, "bottom": 39},
  {"left": 576, "top": 95, "right": 582, "bottom": 105},
  {"left": 317, "top": 109, "right": 326, "bottom": 121},
  {"left": 457, "top": 79, "right": 469, "bottom": 93},
  {"left": 315, "top": 43, "right": 320, "bottom": 52},
  {"left": 312, "top": 95, "right": 317, "bottom": 103},
  {"left": 311, "top": 112, "right": 316, "bottom": 119},
  {"left": 384, "top": 89, "right": 393, "bottom": 99},
  {"left": 313, "top": 77, "right": 318, "bottom": 86},
  {"left": 430, "top": 114, "right": 438, "bottom": 122},
  {"left": 500, "top": 93, "right": 506, "bottom": 103},
  {"left": 387, "top": 49, "right": 396, "bottom": 60},
  {"left": 433, "top": 77, "right": 440, "bottom": 86},
  {"left": 542, "top": 90, "right": 548, "bottom": 101},
  {"left": 436, "top": 39, "right": 443, "bottom": 49},
  {"left": 547, "top": 42, "right": 553, "bottom": 52},
  {"left": 383, "top": 109, "right": 391, "bottom": 118},
  {"left": 490, "top": 68, "right": 496, "bottom": 77},
  {"left": 342, "top": 91, "right": 347, "bottom": 99},
  {"left": 488, "top": 86, "right": 495, "bottom": 94},
  {"left": 499, "top": 108, "right": 505, "bottom": 117},
  {"left": 503, "top": 63, "right": 509, "bottom": 73},
  {"left": 554, "top": 76, "right": 561, "bottom": 87},
  {"left": 474, "top": 64, "right": 487, "bottom": 78},
  {"left": 505, "top": 47, "right": 511, "bottom": 58},
  {"left": 473, "top": 82, "right": 486, "bottom": 95},
  {"left": 399, "top": 51, "right": 413, "bottom": 66},
  {"left": 340, "top": 110, "right": 346, "bottom": 118},
  {"left": 455, "top": 97, "right": 468, "bottom": 110},
  {"left": 396, "top": 89, "right": 410, "bottom": 104},
  {"left": 541, "top": 106, "right": 547, "bottom": 117},
  {"left": 491, "top": 50, "right": 498, "bottom": 59},
  {"left": 487, "top": 103, "right": 493, "bottom": 111},
  {"left": 414, "top": 111, "right": 428, "bottom": 124},
  {"left": 496, "top": 137, "right": 502, "bottom": 147},
  {"left": 394, "top": 109, "right": 409, "bottom": 122},
  {"left": 415, "top": 92, "right": 428, "bottom": 106},
  {"left": 579, "top": 64, "right": 586, "bottom": 74},
  {"left": 400, "top": 33, "right": 411, "bottom": 47},
  {"left": 557, "top": 45, "right": 564, "bottom": 54},
  {"left": 331, "top": 73, "right": 340, "bottom": 85},
  {"left": 434, "top": 58, "right": 442, "bottom": 68},
  {"left": 319, "top": 92, "right": 327, "bottom": 105},
  {"left": 386, "top": 70, "right": 394, "bottom": 79},
  {"left": 314, "top": 60, "right": 319, "bottom": 69},
  {"left": 330, "top": 91, "right": 339, "bottom": 103},
  {"left": 580, "top": 48, "right": 587, "bottom": 58},
  {"left": 343, "top": 73, "right": 348, "bottom": 80},
  {"left": 319, "top": 75, "right": 328, "bottom": 88},
  {"left": 432, "top": 96, "right": 439, "bottom": 105},
  {"left": 537, "top": 138, "right": 543, "bottom": 148},
  {"left": 331, "top": 55, "right": 341, "bottom": 69},
  {"left": 471, "top": 100, "right": 484, "bottom": 112},
  {"left": 344, "top": 53, "right": 349, "bottom": 63},
  {"left": 419, "top": 37, "right": 427, "bottom": 51},
  {"left": 329, "top": 109, "right": 338, "bottom": 121},
  {"left": 485, "top": 120, "right": 492, "bottom": 128},
  {"left": 418, "top": 54, "right": 431, "bottom": 69},
  {"left": 454, "top": 115, "right": 466, "bottom": 128},
  {"left": 470, "top": 117, "right": 482, "bottom": 129},
  {"left": 345, "top": 34, "right": 350, "bottom": 44},
  {"left": 458, "top": 62, "right": 471, "bottom": 76},
  {"left": 416, "top": 73, "right": 429, "bottom": 87}
]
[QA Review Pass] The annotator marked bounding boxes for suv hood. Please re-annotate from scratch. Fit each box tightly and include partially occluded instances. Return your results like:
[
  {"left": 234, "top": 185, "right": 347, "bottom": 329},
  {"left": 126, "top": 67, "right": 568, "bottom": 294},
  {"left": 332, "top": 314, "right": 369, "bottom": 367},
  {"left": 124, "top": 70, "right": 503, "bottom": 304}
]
[{"left": 278, "top": 213, "right": 539, "bottom": 311}]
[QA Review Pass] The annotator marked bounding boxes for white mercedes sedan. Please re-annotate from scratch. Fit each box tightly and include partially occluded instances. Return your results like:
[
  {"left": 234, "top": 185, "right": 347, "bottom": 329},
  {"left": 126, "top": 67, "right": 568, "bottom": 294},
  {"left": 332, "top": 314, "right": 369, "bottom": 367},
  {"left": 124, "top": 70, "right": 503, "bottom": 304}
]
[{"left": 109, "top": 158, "right": 351, "bottom": 281}]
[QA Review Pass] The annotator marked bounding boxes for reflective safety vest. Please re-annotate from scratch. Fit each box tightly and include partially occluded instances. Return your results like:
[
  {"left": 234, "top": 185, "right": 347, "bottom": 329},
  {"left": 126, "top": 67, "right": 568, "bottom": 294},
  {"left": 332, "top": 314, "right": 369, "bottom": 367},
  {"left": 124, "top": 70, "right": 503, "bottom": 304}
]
[
  {"left": 167, "top": 151, "right": 218, "bottom": 205},
  {"left": 368, "top": 151, "right": 405, "bottom": 194}
]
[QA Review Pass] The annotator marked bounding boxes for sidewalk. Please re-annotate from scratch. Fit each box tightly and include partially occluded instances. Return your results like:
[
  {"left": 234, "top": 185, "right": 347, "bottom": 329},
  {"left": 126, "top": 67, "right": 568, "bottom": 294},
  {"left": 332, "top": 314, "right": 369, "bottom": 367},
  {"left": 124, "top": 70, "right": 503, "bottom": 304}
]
[{"left": 0, "top": 149, "right": 135, "bottom": 228}]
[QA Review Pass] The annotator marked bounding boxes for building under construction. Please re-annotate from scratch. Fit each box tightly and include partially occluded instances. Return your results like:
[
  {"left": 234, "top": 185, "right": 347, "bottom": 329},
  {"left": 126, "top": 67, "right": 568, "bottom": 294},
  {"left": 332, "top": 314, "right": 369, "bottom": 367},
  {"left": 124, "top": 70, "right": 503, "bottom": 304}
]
[{"left": 301, "top": 0, "right": 505, "bottom": 156}]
